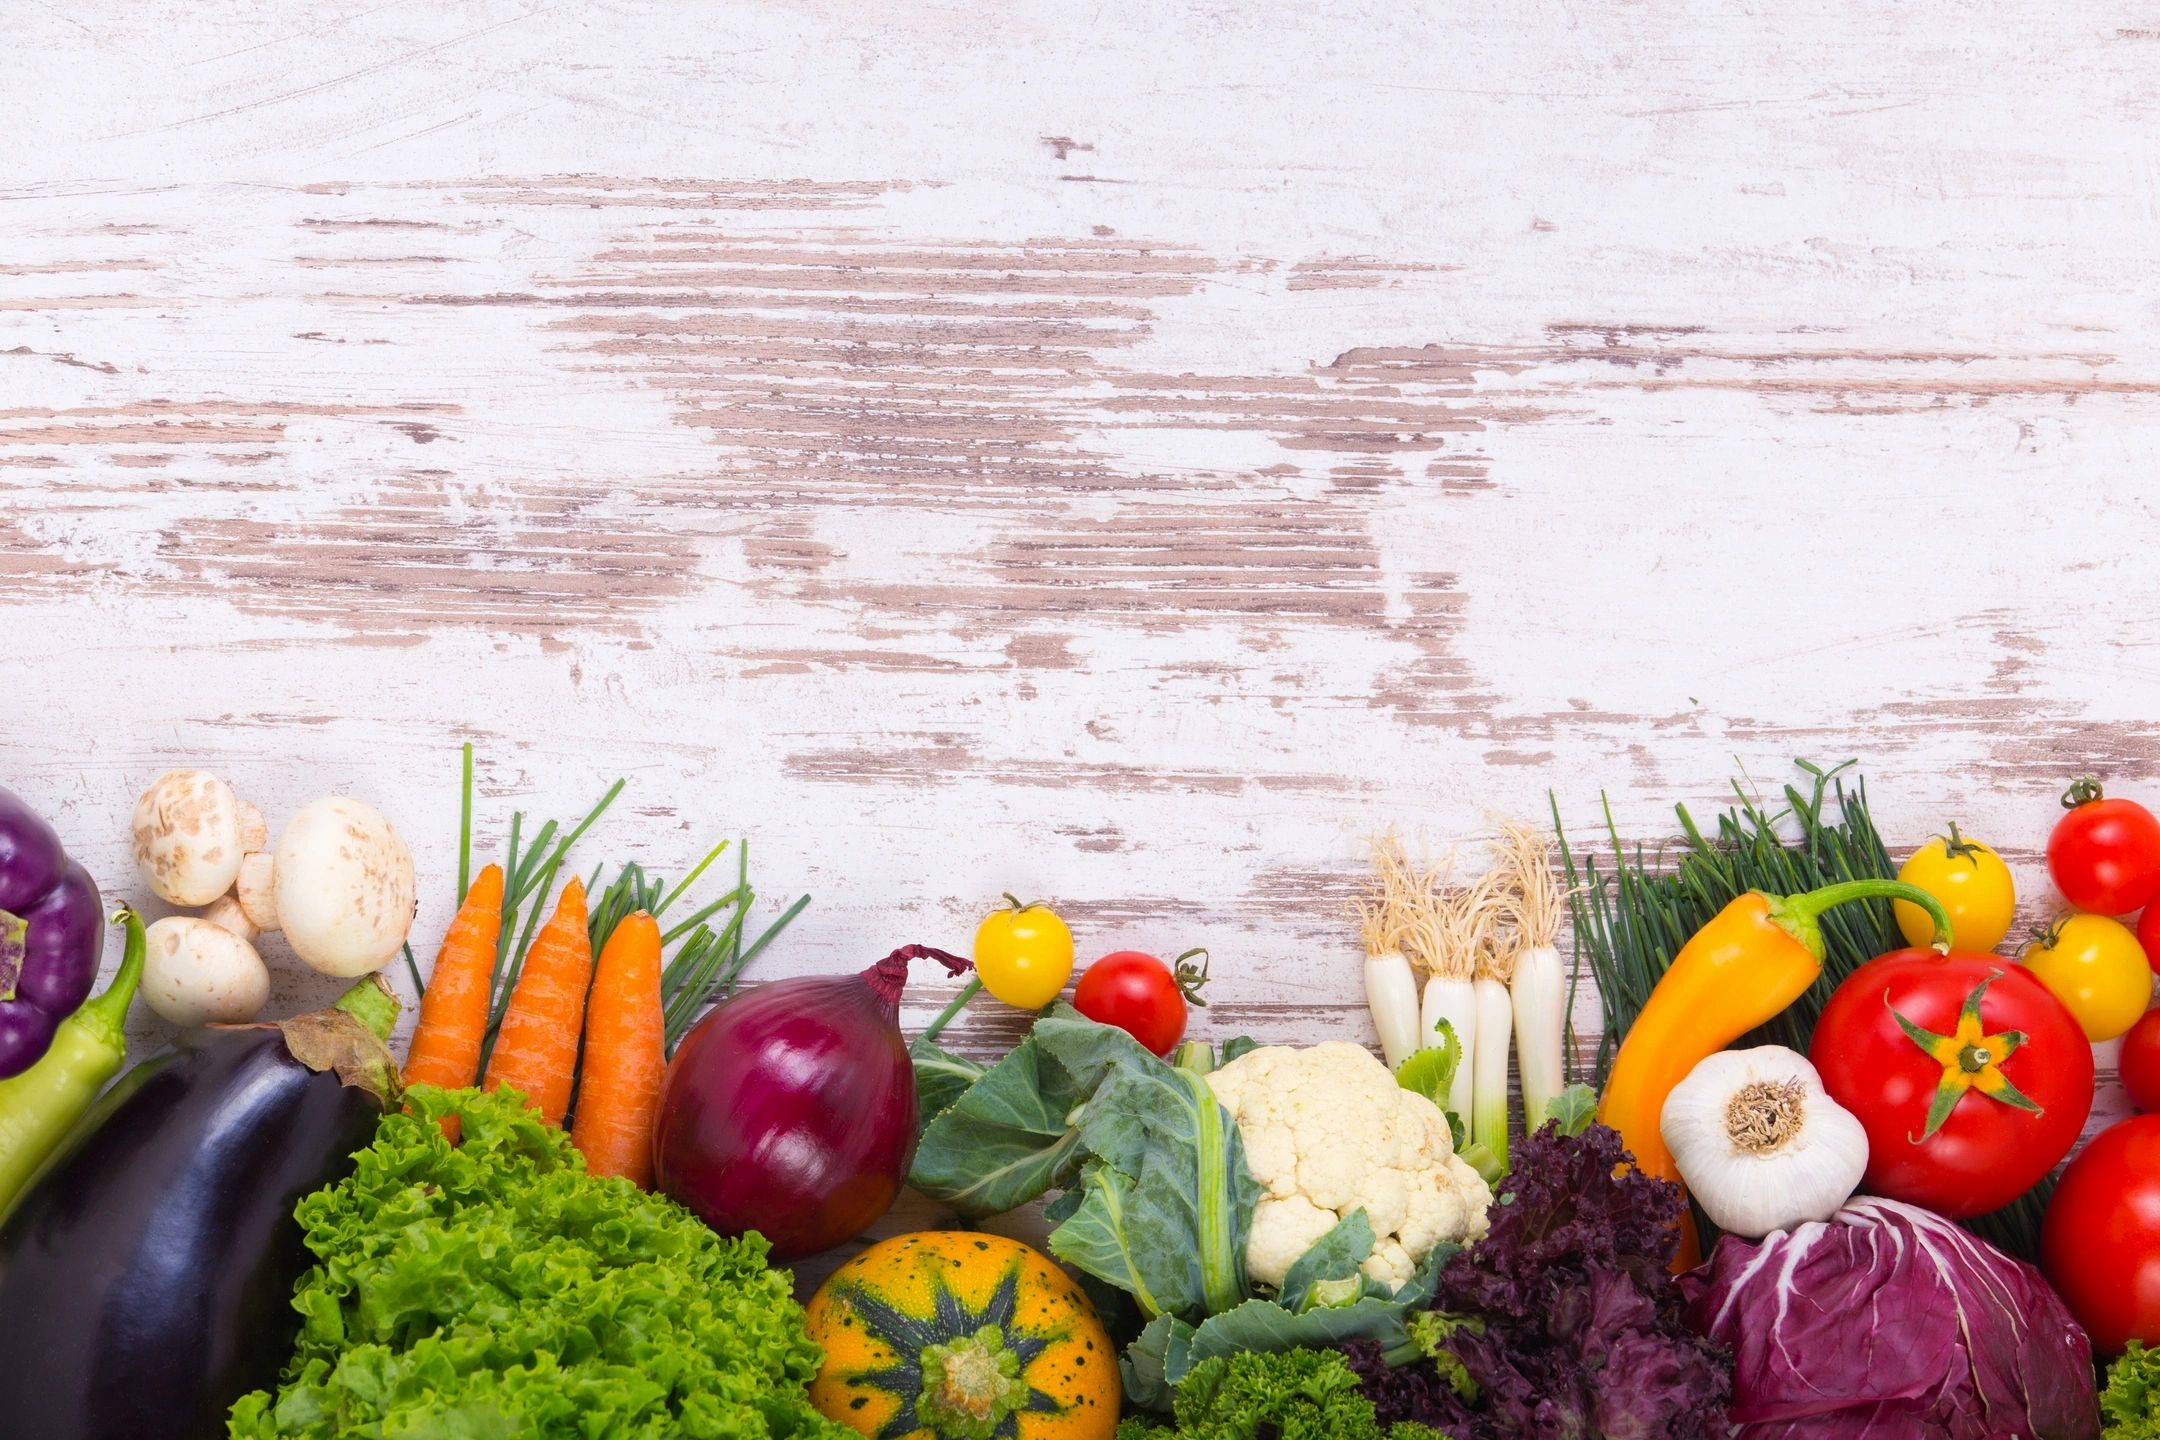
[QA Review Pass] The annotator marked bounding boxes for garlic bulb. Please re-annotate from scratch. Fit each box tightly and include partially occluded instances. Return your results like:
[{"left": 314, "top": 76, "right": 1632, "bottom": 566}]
[{"left": 1660, "top": 1045, "right": 1868, "bottom": 1239}]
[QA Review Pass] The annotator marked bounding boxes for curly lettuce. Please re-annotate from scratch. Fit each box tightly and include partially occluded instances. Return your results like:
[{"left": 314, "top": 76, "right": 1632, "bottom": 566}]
[
  {"left": 2104, "top": 1342, "right": 2160, "bottom": 1438},
  {"left": 227, "top": 1085, "right": 845, "bottom": 1440}
]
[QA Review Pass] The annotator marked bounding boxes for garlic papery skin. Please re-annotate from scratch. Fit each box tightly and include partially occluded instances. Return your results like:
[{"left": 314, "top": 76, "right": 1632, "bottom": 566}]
[{"left": 1660, "top": 1046, "right": 1868, "bottom": 1239}]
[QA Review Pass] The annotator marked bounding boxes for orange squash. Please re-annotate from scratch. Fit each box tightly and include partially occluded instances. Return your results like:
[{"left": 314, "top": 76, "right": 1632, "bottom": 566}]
[{"left": 805, "top": 1231, "right": 1121, "bottom": 1440}]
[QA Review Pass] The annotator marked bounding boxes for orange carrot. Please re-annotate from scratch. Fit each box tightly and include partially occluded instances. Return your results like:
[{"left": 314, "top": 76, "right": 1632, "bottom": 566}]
[
  {"left": 569, "top": 910, "right": 665, "bottom": 1186},
  {"left": 483, "top": 875, "right": 592, "bottom": 1126},
  {"left": 403, "top": 864, "right": 506, "bottom": 1095}
]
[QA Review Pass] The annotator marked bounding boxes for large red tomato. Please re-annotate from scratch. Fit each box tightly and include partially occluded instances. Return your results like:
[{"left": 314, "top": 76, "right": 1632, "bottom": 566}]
[
  {"left": 2043, "top": 1116, "right": 2160, "bottom": 1354},
  {"left": 1809, "top": 949, "right": 2093, "bottom": 1216}
]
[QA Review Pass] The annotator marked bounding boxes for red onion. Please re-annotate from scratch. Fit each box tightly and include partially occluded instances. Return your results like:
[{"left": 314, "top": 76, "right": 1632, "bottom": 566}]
[{"left": 652, "top": 943, "right": 968, "bottom": 1260}]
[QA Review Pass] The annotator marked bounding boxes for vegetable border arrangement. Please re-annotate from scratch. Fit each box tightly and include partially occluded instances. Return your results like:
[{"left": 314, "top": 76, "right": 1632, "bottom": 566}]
[{"left": 3, "top": 752, "right": 2160, "bottom": 1438}]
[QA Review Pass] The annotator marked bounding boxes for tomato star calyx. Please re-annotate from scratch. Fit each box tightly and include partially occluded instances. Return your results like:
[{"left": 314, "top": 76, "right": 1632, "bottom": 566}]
[
  {"left": 1172, "top": 947, "right": 1212, "bottom": 1008},
  {"left": 1938, "top": 820, "right": 1987, "bottom": 865},
  {"left": 2062, "top": 776, "right": 2107, "bottom": 810},
  {"left": 1886, "top": 970, "right": 2044, "bottom": 1143}
]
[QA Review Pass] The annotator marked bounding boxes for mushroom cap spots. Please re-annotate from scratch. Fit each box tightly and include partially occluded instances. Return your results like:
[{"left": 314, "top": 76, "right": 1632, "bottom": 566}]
[
  {"left": 142, "top": 915, "right": 270, "bottom": 1026},
  {"left": 131, "top": 770, "right": 247, "bottom": 907},
  {"left": 274, "top": 796, "right": 416, "bottom": 978}
]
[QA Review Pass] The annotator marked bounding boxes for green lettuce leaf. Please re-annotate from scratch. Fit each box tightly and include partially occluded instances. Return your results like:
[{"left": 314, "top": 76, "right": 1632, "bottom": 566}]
[
  {"left": 225, "top": 1085, "right": 846, "bottom": 1440},
  {"left": 2102, "top": 1340, "right": 2160, "bottom": 1437}
]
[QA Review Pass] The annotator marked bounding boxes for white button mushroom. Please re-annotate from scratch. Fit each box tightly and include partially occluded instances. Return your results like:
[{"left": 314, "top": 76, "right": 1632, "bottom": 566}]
[
  {"left": 129, "top": 771, "right": 267, "bottom": 908},
  {"left": 233, "top": 796, "right": 415, "bottom": 978},
  {"left": 142, "top": 915, "right": 271, "bottom": 1026}
]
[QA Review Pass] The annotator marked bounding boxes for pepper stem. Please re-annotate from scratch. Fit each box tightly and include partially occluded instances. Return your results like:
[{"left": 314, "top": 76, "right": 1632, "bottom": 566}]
[
  {"left": 72, "top": 907, "right": 147, "bottom": 1046},
  {"left": 1765, "top": 879, "right": 1953, "bottom": 961}
]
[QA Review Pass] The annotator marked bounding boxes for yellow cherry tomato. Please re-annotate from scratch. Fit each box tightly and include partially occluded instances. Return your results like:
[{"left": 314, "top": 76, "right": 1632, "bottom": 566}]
[
  {"left": 1895, "top": 824, "right": 2016, "bottom": 953},
  {"left": 2021, "top": 912, "right": 2153, "bottom": 1041},
  {"left": 971, "top": 895, "right": 1074, "bottom": 1010}
]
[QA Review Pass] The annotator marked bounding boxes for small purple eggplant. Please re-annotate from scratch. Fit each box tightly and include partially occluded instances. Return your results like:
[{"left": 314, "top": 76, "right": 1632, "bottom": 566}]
[{"left": 0, "top": 787, "right": 103, "bottom": 1078}]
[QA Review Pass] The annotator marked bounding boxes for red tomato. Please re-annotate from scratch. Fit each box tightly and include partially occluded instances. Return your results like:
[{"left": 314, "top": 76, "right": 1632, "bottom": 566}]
[
  {"left": 2043, "top": 1115, "right": 2160, "bottom": 1353},
  {"left": 2122, "top": 1009, "right": 2160, "bottom": 1113},
  {"left": 1072, "top": 949, "right": 1209, "bottom": 1056},
  {"left": 1809, "top": 949, "right": 2093, "bottom": 1216},
  {"left": 2140, "top": 905, "right": 2160, "bottom": 976},
  {"left": 2049, "top": 779, "right": 2160, "bottom": 915}
]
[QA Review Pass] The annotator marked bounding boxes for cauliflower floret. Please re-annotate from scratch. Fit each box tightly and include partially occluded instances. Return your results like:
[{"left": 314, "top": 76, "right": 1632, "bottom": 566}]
[{"left": 1207, "top": 1040, "right": 1492, "bottom": 1292}]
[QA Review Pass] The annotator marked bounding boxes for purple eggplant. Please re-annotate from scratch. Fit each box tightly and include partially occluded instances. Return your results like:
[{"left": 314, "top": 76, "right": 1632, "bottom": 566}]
[
  {"left": 0, "top": 977, "right": 399, "bottom": 1440},
  {"left": 0, "top": 785, "right": 104, "bottom": 1078}
]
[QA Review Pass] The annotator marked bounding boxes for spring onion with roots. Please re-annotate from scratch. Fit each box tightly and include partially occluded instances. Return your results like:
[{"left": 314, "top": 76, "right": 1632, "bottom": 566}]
[
  {"left": 1469, "top": 881, "right": 1515, "bottom": 1169},
  {"left": 1495, "top": 817, "right": 1567, "bottom": 1136},
  {"left": 1411, "top": 865, "right": 1482, "bottom": 1121},
  {"left": 1353, "top": 832, "right": 1424, "bottom": 1069}
]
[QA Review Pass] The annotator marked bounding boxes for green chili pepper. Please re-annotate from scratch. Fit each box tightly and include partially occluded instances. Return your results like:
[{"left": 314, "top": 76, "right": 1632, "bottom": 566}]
[{"left": 0, "top": 906, "right": 146, "bottom": 1219}]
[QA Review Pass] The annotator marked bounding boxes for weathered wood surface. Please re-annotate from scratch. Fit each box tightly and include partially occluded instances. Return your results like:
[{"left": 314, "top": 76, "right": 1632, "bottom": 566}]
[{"left": 7, "top": 3, "right": 2160, "bottom": 1280}]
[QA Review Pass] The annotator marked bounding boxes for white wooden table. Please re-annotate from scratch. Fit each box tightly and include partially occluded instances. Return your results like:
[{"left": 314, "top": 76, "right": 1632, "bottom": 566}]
[{"left": 6, "top": 1, "right": 2157, "bottom": 1277}]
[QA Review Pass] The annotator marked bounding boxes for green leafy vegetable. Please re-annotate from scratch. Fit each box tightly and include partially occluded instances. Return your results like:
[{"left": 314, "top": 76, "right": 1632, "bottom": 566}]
[
  {"left": 1114, "top": 1347, "right": 1448, "bottom": 1440},
  {"left": 907, "top": 1033, "right": 986, "bottom": 1133},
  {"left": 1279, "top": 1210, "right": 1377, "bottom": 1313},
  {"left": 2103, "top": 1341, "right": 2160, "bottom": 1437},
  {"left": 908, "top": 1005, "right": 1151, "bottom": 1217},
  {"left": 1121, "top": 1245, "right": 1452, "bottom": 1409},
  {"left": 226, "top": 1086, "right": 846, "bottom": 1440},
  {"left": 1393, "top": 1022, "right": 1462, "bottom": 1109},
  {"left": 916, "top": 1008, "right": 1462, "bottom": 1410},
  {"left": 1050, "top": 1051, "right": 1259, "bottom": 1320},
  {"left": 1543, "top": 1082, "right": 1598, "bottom": 1137}
]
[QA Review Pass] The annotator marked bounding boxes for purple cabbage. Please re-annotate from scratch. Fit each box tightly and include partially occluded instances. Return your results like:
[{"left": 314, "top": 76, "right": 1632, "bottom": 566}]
[{"left": 1679, "top": 1196, "right": 2099, "bottom": 1440}]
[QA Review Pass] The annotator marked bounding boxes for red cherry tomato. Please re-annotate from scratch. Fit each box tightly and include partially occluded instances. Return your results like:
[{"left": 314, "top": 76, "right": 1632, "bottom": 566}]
[
  {"left": 2122, "top": 1010, "right": 2160, "bottom": 1113},
  {"left": 2139, "top": 905, "right": 2160, "bottom": 976},
  {"left": 1809, "top": 948, "right": 2093, "bottom": 1216},
  {"left": 2043, "top": 1115, "right": 2160, "bottom": 1354},
  {"left": 2049, "top": 777, "right": 2160, "bottom": 916},
  {"left": 1072, "top": 948, "right": 1210, "bottom": 1056}
]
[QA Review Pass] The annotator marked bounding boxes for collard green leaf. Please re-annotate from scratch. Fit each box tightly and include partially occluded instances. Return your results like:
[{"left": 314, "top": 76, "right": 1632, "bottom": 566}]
[
  {"left": 1120, "top": 1312, "right": 1196, "bottom": 1411},
  {"left": 907, "top": 1034, "right": 985, "bottom": 1133},
  {"left": 1278, "top": 1209, "right": 1375, "bottom": 1313},
  {"left": 1392, "top": 1241, "right": 1455, "bottom": 1310},
  {"left": 1183, "top": 1295, "right": 1424, "bottom": 1369},
  {"left": 1050, "top": 1055, "right": 1260, "bottom": 1320},
  {"left": 906, "top": 1004, "right": 1150, "bottom": 1218}
]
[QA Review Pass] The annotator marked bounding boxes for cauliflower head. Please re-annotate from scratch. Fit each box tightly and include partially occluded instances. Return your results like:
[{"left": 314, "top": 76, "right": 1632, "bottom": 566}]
[{"left": 1205, "top": 1040, "right": 1491, "bottom": 1293}]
